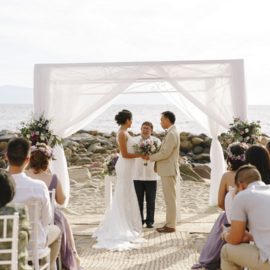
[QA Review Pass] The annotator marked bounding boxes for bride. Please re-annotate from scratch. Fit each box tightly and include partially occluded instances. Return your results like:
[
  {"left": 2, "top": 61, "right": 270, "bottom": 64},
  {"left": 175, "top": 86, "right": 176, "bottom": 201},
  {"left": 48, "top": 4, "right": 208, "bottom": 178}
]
[{"left": 93, "top": 109, "right": 146, "bottom": 250}]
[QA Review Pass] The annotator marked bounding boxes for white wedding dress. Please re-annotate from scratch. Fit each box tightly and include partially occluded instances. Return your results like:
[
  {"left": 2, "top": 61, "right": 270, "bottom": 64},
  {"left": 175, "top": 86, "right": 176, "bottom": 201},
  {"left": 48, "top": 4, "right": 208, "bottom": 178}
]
[{"left": 93, "top": 131, "right": 144, "bottom": 250}]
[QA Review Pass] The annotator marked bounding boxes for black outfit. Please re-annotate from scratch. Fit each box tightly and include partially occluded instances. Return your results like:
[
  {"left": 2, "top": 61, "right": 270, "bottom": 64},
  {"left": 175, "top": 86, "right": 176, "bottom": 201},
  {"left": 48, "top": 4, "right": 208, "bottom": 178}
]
[{"left": 134, "top": 180, "right": 157, "bottom": 226}]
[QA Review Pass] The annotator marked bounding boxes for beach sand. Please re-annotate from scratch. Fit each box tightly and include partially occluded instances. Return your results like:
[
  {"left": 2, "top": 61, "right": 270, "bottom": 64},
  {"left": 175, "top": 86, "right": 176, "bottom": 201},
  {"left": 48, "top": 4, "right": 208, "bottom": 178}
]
[{"left": 65, "top": 178, "right": 220, "bottom": 269}]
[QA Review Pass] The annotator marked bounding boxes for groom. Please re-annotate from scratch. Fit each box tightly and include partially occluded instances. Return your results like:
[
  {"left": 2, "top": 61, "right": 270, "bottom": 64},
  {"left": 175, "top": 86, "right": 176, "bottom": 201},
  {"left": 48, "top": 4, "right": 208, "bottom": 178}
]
[{"left": 146, "top": 111, "right": 180, "bottom": 233}]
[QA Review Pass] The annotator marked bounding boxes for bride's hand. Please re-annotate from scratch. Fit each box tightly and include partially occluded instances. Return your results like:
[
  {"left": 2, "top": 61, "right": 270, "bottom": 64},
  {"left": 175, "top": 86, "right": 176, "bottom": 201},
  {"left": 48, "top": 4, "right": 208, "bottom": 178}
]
[{"left": 141, "top": 155, "right": 150, "bottom": 160}]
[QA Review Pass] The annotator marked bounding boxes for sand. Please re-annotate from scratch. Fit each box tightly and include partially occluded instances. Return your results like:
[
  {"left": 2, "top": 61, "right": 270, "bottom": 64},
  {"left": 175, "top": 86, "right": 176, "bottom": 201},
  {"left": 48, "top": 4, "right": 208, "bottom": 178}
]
[{"left": 64, "top": 178, "right": 220, "bottom": 270}]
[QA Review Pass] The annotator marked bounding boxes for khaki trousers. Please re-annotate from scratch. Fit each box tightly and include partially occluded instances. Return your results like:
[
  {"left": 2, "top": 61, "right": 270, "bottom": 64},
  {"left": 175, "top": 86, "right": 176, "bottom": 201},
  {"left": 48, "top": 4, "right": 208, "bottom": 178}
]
[
  {"left": 47, "top": 225, "right": 61, "bottom": 270},
  {"left": 221, "top": 243, "right": 270, "bottom": 270},
  {"left": 161, "top": 175, "right": 177, "bottom": 228}
]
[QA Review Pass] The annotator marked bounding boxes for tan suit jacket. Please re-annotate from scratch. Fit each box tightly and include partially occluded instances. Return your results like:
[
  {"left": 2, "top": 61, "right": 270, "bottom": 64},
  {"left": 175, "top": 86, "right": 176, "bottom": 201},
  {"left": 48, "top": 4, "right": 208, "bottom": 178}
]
[{"left": 150, "top": 125, "right": 180, "bottom": 177}]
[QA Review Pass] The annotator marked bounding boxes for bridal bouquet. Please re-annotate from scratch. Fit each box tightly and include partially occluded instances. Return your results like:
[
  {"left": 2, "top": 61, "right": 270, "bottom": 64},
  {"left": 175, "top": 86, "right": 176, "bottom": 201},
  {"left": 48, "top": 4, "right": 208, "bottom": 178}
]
[{"left": 133, "top": 138, "right": 160, "bottom": 166}]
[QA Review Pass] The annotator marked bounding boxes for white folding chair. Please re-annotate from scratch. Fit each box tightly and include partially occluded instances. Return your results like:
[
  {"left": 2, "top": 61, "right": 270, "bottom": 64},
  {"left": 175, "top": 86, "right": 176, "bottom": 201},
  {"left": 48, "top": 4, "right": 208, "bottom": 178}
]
[
  {"left": 0, "top": 212, "right": 19, "bottom": 270},
  {"left": 27, "top": 201, "right": 50, "bottom": 270},
  {"left": 49, "top": 189, "right": 62, "bottom": 270},
  {"left": 49, "top": 189, "right": 56, "bottom": 225}
]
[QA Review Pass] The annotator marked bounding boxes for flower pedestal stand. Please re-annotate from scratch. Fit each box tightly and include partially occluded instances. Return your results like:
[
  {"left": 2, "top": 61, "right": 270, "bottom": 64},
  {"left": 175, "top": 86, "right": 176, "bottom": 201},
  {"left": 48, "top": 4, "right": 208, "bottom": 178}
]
[{"left": 104, "top": 175, "right": 117, "bottom": 208}]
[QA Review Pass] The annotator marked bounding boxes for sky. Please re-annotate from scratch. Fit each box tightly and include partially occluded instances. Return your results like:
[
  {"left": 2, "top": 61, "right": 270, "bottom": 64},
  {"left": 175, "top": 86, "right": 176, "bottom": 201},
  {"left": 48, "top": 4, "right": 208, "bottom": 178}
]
[{"left": 1, "top": 0, "right": 270, "bottom": 105}]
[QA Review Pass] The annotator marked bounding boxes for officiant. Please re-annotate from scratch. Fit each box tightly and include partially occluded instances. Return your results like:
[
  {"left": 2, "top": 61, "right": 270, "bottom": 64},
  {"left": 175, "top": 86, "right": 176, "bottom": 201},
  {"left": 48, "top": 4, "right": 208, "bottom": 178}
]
[{"left": 133, "top": 121, "right": 161, "bottom": 228}]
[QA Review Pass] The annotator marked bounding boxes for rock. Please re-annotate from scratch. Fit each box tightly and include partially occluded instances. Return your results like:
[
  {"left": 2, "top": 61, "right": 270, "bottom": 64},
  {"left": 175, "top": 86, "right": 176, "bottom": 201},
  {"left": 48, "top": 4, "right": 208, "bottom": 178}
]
[
  {"left": 64, "top": 148, "right": 73, "bottom": 160},
  {"left": 88, "top": 130, "right": 98, "bottom": 136},
  {"left": 62, "top": 140, "right": 80, "bottom": 148},
  {"left": 77, "top": 148, "right": 87, "bottom": 154},
  {"left": 76, "top": 157, "right": 91, "bottom": 165},
  {"left": 203, "top": 137, "right": 212, "bottom": 147},
  {"left": 68, "top": 166, "right": 92, "bottom": 183},
  {"left": 87, "top": 143, "right": 107, "bottom": 154},
  {"left": 180, "top": 140, "right": 193, "bottom": 153},
  {"left": 192, "top": 153, "right": 210, "bottom": 163},
  {"left": 69, "top": 155, "right": 80, "bottom": 164},
  {"left": 193, "top": 145, "right": 204, "bottom": 155},
  {"left": 69, "top": 133, "right": 96, "bottom": 143},
  {"left": 191, "top": 137, "right": 204, "bottom": 145},
  {"left": 180, "top": 132, "right": 191, "bottom": 141},
  {"left": 179, "top": 164, "right": 203, "bottom": 182},
  {"left": 102, "top": 132, "right": 112, "bottom": 138},
  {"left": 0, "top": 142, "right": 7, "bottom": 152},
  {"left": 96, "top": 136, "right": 111, "bottom": 145},
  {"left": 203, "top": 147, "right": 210, "bottom": 154},
  {"left": 0, "top": 130, "right": 17, "bottom": 142},
  {"left": 0, "top": 158, "right": 7, "bottom": 169},
  {"left": 193, "top": 164, "right": 211, "bottom": 179}
]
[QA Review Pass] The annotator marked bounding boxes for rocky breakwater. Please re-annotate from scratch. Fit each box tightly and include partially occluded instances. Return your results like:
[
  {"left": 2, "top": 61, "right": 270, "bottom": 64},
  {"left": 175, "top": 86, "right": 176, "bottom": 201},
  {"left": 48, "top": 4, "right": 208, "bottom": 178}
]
[
  {"left": 64, "top": 130, "right": 212, "bottom": 183},
  {"left": 180, "top": 132, "right": 212, "bottom": 164},
  {"left": 0, "top": 129, "right": 212, "bottom": 182}
]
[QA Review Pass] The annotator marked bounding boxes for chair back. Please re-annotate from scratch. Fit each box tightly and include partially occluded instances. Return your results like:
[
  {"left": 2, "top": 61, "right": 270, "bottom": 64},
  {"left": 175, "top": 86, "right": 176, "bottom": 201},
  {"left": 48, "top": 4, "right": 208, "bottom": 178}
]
[
  {"left": 27, "top": 201, "right": 50, "bottom": 270},
  {"left": 49, "top": 189, "right": 56, "bottom": 225},
  {"left": 0, "top": 212, "right": 19, "bottom": 270}
]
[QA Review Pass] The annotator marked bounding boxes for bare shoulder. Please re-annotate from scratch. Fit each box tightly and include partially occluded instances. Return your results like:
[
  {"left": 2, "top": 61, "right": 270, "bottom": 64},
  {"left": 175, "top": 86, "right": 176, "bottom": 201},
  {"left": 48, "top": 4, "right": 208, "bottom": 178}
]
[
  {"left": 221, "top": 171, "right": 236, "bottom": 185},
  {"left": 117, "top": 130, "right": 128, "bottom": 143}
]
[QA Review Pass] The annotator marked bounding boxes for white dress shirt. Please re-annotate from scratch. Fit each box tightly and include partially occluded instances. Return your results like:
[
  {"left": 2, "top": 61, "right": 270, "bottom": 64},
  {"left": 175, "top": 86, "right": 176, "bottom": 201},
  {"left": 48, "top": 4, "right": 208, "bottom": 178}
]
[
  {"left": 133, "top": 135, "right": 161, "bottom": 181},
  {"left": 11, "top": 172, "right": 52, "bottom": 249}
]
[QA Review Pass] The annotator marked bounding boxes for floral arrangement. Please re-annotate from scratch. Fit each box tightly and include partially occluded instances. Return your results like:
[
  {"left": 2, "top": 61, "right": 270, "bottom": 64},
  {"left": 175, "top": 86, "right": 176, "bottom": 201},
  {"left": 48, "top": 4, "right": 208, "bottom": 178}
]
[
  {"left": 228, "top": 117, "right": 261, "bottom": 144},
  {"left": 104, "top": 153, "right": 119, "bottom": 176},
  {"left": 20, "top": 114, "right": 62, "bottom": 147},
  {"left": 133, "top": 138, "right": 160, "bottom": 166}
]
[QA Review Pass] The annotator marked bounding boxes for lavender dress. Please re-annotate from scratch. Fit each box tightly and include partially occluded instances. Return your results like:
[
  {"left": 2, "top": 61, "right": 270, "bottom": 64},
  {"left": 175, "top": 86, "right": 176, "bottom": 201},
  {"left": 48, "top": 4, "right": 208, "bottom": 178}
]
[
  {"left": 192, "top": 188, "right": 234, "bottom": 270},
  {"left": 191, "top": 212, "right": 228, "bottom": 270},
  {"left": 49, "top": 175, "right": 79, "bottom": 270}
]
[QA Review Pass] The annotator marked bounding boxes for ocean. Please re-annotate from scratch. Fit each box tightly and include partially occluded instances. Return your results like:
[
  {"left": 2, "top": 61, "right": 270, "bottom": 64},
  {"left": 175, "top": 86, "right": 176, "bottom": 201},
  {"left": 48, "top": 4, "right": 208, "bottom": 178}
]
[{"left": 0, "top": 104, "right": 270, "bottom": 135}]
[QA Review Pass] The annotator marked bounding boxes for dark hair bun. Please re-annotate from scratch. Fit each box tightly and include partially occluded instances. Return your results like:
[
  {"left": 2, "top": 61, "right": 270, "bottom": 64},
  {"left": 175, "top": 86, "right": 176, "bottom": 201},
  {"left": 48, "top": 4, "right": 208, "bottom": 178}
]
[{"left": 115, "top": 110, "right": 132, "bottom": 125}]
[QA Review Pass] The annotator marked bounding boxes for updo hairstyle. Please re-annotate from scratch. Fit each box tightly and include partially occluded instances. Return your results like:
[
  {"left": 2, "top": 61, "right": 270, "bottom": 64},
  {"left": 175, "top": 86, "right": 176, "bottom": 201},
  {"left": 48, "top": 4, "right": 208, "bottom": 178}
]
[
  {"left": 29, "top": 143, "right": 52, "bottom": 173},
  {"left": 115, "top": 110, "right": 132, "bottom": 125}
]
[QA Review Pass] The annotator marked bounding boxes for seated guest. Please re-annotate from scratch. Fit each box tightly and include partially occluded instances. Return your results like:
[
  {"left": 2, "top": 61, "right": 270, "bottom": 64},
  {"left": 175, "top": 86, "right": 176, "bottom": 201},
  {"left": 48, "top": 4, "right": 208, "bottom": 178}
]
[
  {"left": 27, "top": 143, "right": 81, "bottom": 270},
  {"left": 245, "top": 144, "right": 270, "bottom": 184},
  {"left": 192, "top": 142, "right": 248, "bottom": 269},
  {"left": 0, "top": 170, "right": 32, "bottom": 270},
  {"left": 221, "top": 164, "right": 270, "bottom": 269},
  {"left": 6, "top": 138, "right": 61, "bottom": 270}
]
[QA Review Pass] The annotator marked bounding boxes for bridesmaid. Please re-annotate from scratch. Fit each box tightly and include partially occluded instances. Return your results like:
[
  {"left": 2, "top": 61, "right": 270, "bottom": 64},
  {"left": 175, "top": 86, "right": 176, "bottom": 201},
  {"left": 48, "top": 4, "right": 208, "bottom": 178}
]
[
  {"left": 192, "top": 142, "right": 248, "bottom": 270},
  {"left": 27, "top": 143, "right": 82, "bottom": 270}
]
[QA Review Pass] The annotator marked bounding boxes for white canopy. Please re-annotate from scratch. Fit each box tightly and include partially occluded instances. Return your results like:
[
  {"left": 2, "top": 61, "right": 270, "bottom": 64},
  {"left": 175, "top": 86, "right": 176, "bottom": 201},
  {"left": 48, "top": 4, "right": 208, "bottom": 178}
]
[{"left": 34, "top": 59, "right": 247, "bottom": 205}]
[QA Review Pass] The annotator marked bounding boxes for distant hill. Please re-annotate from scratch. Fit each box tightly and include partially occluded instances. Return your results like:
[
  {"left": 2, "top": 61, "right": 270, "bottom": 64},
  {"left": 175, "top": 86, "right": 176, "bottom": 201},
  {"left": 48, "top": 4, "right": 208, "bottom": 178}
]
[{"left": 0, "top": 85, "right": 33, "bottom": 104}]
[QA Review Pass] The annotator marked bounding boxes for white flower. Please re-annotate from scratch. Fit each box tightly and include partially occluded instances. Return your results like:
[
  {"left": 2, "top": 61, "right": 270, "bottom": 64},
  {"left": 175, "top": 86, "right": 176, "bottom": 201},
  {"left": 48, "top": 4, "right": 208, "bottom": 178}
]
[
  {"left": 35, "top": 131, "right": 39, "bottom": 135},
  {"left": 151, "top": 145, "right": 156, "bottom": 152},
  {"left": 40, "top": 135, "right": 45, "bottom": 141},
  {"left": 245, "top": 128, "right": 249, "bottom": 133},
  {"left": 26, "top": 134, "right": 30, "bottom": 138}
]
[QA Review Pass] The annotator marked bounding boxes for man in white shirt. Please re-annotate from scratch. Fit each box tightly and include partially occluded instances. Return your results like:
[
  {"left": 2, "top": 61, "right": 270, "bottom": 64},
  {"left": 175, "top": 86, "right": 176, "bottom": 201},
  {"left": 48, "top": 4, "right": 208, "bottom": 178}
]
[
  {"left": 6, "top": 138, "right": 61, "bottom": 270},
  {"left": 134, "top": 121, "right": 161, "bottom": 228},
  {"left": 221, "top": 164, "right": 270, "bottom": 270}
]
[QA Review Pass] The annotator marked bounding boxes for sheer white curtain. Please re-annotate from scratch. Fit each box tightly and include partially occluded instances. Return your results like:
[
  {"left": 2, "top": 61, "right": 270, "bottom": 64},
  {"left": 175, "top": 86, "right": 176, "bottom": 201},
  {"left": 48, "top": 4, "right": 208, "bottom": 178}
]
[
  {"left": 34, "top": 64, "right": 148, "bottom": 205},
  {"left": 33, "top": 60, "right": 246, "bottom": 206},
  {"left": 156, "top": 61, "right": 246, "bottom": 205}
]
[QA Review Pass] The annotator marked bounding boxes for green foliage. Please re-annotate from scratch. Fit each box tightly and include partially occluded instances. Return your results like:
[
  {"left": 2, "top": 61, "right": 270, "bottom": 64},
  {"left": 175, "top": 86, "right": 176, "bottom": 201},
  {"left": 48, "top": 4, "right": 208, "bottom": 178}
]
[
  {"left": 228, "top": 117, "right": 261, "bottom": 144},
  {"left": 20, "top": 114, "right": 62, "bottom": 147}
]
